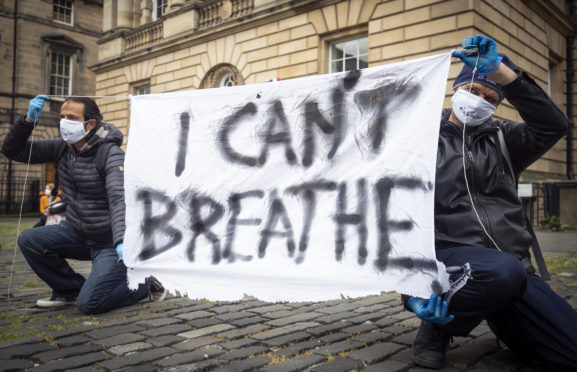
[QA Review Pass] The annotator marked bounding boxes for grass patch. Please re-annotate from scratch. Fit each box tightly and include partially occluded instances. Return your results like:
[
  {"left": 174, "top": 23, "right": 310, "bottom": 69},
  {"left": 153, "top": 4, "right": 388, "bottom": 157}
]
[{"left": 543, "top": 252, "right": 577, "bottom": 274}]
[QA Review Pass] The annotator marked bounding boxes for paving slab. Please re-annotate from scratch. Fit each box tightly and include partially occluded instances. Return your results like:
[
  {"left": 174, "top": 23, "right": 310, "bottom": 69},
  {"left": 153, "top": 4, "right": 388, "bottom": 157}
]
[
  {"left": 348, "top": 341, "right": 405, "bottom": 363},
  {"left": 213, "top": 355, "right": 273, "bottom": 372},
  {"left": 108, "top": 341, "right": 154, "bottom": 356},
  {"left": 261, "top": 354, "right": 326, "bottom": 372},
  {"left": 154, "top": 344, "right": 224, "bottom": 367},
  {"left": 96, "top": 346, "right": 178, "bottom": 370},
  {"left": 263, "top": 330, "right": 311, "bottom": 347},
  {"left": 34, "top": 344, "right": 103, "bottom": 363},
  {"left": 172, "top": 335, "right": 221, "bottom": 351},
  {"left": 30, "top": 352, "right": 110, "bottom": 372},
  {"left": 309, "top": 357, "right": 363, "bottom": 372}
]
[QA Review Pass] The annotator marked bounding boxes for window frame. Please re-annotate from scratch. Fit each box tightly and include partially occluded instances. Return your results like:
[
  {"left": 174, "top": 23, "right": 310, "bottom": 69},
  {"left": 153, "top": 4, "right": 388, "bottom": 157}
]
[
  {"left": 52, "top": 0, "right": 74, "bottom": 25},
  {"left": 319, "top": 27, "right": 369, "bottom": 75},
  {"left": 201, "top": 64, "right": 244, "bottom": 89},
  {"left": 134, "top": 84, "right": 151, "bottom": 95},
  {"left": 49, "top": 49, "right": 73, "bottom": 97},
  {"left": 328, "top": 36, "right": 369, "bottom": 74},
  {"left": 219, "top": 73, "right": 236, "bottom": 87},
  {"left": 152, "top": 0, "right": 168, "bottom": 21}
]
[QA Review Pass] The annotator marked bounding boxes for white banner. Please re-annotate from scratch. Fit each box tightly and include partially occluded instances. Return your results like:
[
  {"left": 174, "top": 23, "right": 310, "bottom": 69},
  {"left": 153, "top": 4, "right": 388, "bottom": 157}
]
[{"left": 125, "top": 53, "right": 452, "bottom": 301}]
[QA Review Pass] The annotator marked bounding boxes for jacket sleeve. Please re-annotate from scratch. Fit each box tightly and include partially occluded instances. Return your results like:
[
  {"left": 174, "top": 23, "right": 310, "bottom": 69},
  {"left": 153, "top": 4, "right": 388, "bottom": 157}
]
[
  {"left": 2, "top": 115, "right": 64, "bottom": 163},
  {"left": 500, "top": 71, "right": 569, "bottom": 174},
  {"left": 103, "top": 145, "right": 126, "bottom": 246}
]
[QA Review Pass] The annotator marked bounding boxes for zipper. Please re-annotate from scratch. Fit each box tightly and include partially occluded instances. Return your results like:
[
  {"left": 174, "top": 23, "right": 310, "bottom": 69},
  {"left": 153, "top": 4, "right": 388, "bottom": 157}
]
[
  {"left": 71, "top": 152, "right": 79, "bottom": 201},
  {"left": 464, "top": 134, "right": 494, "bottom": 248}
]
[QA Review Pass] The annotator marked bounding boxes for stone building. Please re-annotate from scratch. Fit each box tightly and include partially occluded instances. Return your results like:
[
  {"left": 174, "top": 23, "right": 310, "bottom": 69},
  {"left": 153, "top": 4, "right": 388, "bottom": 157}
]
[
  {"left": 93, "top": 0, "right": 577, "bottom": 226},
  {"left": 0, "top": 0, "right": 103, "bottom": 213}
]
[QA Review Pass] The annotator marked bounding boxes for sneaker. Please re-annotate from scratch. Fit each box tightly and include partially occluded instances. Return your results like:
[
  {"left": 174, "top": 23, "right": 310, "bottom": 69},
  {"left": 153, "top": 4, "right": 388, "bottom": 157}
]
[
  {"left": 413, "top": 321, "right": 451, "bottom": 369},
  {"left": 148, "top": 276, "right": 168, "bottom": 302},
  {"left": 36, "top": 295, "right": 76, "bottom": 308}
]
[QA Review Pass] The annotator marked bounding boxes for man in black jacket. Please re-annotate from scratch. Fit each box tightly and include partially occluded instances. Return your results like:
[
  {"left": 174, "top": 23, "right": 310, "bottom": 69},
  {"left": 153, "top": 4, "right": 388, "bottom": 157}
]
[
  {"left": 404, "top": 35, "right": 577, "bottom": 370},
  {"left": 2, "top": 96, "right": 166, "bottom": 314}
]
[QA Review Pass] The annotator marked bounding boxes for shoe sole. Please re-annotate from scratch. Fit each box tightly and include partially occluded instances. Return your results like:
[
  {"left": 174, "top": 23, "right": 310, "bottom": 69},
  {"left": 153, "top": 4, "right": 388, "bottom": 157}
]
[
  {"left": 36, "top": 301, "right": 76, "bottom": 308},
  {"left": 151, "top": 288, "right": 168, "bottom": 302},
  {"left": 414, "top": 353, "right": 445, "bottom": 370}
]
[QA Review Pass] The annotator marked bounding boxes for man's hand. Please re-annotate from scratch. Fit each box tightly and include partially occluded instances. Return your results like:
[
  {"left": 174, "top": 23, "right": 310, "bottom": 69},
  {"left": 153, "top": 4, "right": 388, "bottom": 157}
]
[
  {"left": 406, "top": 294, "right": 454, "bottom": 325},
  {"left": 451, "top": 34, "right": 502, "bottom": 75},
  {"left": 26, "top": 95, "right": 50, "bottom": 123},
  {"left": 116, "top": 243, "right": 124, "bottom": 260}
]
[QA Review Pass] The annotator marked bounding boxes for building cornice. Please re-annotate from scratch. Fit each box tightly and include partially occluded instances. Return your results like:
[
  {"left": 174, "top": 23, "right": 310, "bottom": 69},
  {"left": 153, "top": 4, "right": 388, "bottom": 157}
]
[{"left": 6, "top": 12, "right": 102, "bottom": 38}]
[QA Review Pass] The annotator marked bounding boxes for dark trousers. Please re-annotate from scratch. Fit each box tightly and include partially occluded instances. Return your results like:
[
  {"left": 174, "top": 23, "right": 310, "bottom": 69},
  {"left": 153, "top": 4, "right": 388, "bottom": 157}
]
[
  {"left": 18, "top": 220, "right": 149, "bottom": 314},
  {"left": 437, "top": 246, "right": 577, "bottom": 371}
]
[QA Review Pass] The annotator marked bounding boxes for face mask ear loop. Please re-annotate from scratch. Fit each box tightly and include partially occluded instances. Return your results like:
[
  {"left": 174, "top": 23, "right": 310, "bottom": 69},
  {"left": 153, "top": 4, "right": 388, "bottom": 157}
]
[
  {"left": 7, "top": 113, "right": 41, "bottom": 305},
  {"left": 460, "top": 55, "right": 503, "bottom": 251}
]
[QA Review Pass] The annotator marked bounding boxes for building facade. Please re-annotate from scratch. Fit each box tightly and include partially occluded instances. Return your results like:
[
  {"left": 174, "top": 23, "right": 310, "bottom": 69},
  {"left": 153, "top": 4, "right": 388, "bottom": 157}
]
[
  {"left": 93, "top": 0, "right": 577, "bottom": 226},
  {"left": 0, "top": 0, "right": 103, "bottom": 213}
]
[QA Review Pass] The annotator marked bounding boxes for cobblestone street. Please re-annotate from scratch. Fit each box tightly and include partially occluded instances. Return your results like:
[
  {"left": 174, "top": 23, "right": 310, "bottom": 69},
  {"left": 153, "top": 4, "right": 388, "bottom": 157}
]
[{"left": 1, "top": 218, "right": 576, "bottom": 371}]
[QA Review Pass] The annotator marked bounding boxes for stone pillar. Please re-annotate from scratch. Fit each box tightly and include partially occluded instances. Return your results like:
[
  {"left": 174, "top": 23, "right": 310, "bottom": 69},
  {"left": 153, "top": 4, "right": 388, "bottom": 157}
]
[
  {"left": 117, "top": 0, "right": 135, "bottom": 29},
  {"left": 140, "top": 0, "right": 152, "bottom": 25},
  {"left": 102, "top": 0, "right": 116, "bottom": 32}
]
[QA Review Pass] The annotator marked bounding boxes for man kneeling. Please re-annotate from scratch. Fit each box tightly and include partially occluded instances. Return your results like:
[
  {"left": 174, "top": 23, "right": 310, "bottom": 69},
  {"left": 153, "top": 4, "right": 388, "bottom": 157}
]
[{"left": 2, "top": 95, "right": 166, "bottom": 314}]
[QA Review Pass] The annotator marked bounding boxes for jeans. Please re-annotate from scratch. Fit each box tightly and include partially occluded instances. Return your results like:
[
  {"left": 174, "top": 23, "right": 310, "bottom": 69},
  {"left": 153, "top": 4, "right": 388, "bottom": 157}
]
[
  {"left": 18, "top": 220, "right": 149, "bottom": 314},
  {"left": 438, "top": 246, "right": 577, "bottom": 371}
]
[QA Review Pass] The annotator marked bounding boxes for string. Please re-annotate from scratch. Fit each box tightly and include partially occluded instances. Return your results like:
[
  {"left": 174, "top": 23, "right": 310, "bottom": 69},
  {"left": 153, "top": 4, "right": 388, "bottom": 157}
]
[
  {"left": 459, "top": 50, "right": 502, "bottom": 251},
  {"left": 48, "top": 95, "right": 130, "bottom": 99},
  {"left": 7, "top": 116, "right": 39, "bottom": 305}
]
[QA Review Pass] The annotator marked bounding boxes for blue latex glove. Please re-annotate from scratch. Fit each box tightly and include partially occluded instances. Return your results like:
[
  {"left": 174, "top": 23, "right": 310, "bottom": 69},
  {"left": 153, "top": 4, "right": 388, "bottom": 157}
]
[
  {"left": 115, "top": 243, "right": 124, "bottom": 260},
  {"left": 27, "top": 95, "right": 50, "bottom": 122},
  {"left": 406, "top": 294, "right": 454, "bottom": 325},
  {"left": 451, "top": 34, "right": 502, "bottom": 75}
]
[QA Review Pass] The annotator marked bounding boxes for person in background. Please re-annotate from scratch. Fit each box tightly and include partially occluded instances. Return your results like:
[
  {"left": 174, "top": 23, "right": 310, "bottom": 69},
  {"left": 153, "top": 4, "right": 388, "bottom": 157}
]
[
  {"left": 2, "top": 95, "right": 167, "bottom": 314},
  {"left": 33, "top": 183, "right": 61, "bottom": 227},
  {"left": 403, "top": 35, "right": 577, "bottom": 370}
]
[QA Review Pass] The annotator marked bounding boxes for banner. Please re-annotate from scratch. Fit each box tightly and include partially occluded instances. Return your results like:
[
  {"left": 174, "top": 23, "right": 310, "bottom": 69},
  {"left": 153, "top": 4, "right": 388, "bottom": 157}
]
[{"left": 125, "top": 53, "right": 452, "bottom": 301}]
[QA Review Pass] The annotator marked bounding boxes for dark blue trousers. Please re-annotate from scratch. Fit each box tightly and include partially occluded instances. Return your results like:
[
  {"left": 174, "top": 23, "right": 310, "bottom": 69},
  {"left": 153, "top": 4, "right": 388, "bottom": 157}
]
[
  {"left": 437, "top": 246, "right": 577, "bottom": 371},
  {"left": 18, "top": 220, "right": 149, "bottom": 314}
]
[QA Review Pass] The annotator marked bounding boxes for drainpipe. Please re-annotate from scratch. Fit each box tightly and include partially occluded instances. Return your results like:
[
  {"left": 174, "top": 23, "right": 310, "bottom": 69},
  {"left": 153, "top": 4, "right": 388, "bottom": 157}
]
[
  {"left": 5, "top": 0, "right": 19, "bottom": 213},
  {"left": 567, "top": 0, "right": 575, "bottom": 180}
]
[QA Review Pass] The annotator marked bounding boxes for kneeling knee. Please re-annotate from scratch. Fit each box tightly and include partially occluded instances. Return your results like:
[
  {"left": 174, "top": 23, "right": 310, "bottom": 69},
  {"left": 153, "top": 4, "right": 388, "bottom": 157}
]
[
  {"left": 17, "top": 229, "right": 36, "bottom": 253},
  {"left": 77, "top": 296, "right": 107, "bottom": 315},
  {"left": 487, "top": 255, "right": 527, "bottom": 298}
]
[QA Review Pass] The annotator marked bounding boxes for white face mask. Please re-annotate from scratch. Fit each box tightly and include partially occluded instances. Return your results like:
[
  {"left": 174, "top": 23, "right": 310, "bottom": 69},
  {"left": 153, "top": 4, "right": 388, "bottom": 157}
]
[
  {"left": 45, "top": 189, "right": 52, "bottom": 195},
  {"left": 451, "top": 89, "right": 496, "bottom": 127},
  {"left": 60, "top": 119, "right": 88, "bottom": 144}
]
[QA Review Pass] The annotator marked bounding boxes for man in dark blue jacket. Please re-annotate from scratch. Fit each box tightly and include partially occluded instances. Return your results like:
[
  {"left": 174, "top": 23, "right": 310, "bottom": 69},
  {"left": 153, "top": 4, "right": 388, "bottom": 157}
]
[
  {"left": 2, "top": 96, "right": 166, "bottom": 314},
  {"left": 404, "top": 35, "right": 577, "bottom": 370}
]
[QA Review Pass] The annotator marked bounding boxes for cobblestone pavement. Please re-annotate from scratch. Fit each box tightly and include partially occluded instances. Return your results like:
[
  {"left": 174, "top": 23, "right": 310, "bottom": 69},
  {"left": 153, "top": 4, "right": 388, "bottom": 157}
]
[{"left": 1, "top": 218, "right": 576, "bottom": 371}]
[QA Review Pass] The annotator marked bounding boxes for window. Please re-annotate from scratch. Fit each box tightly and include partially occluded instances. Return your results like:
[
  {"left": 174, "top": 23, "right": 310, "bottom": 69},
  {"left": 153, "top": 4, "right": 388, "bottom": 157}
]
[
  {"left": 220, "top": 73, "right": 235, "bottom": 87},
  {"left": 53, "top": 0, "right": 74, "bottom": 24},
  {"left": 152, "top": 0, "right": 168, "bottom": 20},
  {"left": 201, "top": 64, "right": 244, "bottom": 89},
  {"left": 329, "top": 36, "right": 368, "bottom": 73},
  {"left": 50, "top": 51, "right": 72, "bottom": 96},
  {"left": 135, "top": 85, "right": 150, "bottom": 95}
]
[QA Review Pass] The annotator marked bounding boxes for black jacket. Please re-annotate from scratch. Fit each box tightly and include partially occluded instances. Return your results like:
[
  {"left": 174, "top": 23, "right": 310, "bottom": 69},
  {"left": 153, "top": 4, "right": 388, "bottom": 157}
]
[
  {"left": 2, "top": 116, "right": 126, "bottom": 246},
  {"left": 435, "top": 71, "right": 569, "bottom": 272}
]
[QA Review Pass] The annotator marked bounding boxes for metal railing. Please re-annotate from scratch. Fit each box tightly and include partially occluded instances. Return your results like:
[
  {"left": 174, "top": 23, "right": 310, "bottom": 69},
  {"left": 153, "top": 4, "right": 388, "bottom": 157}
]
[{"left": 0, "top": 178, "right": 40, "bottom": 214}]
